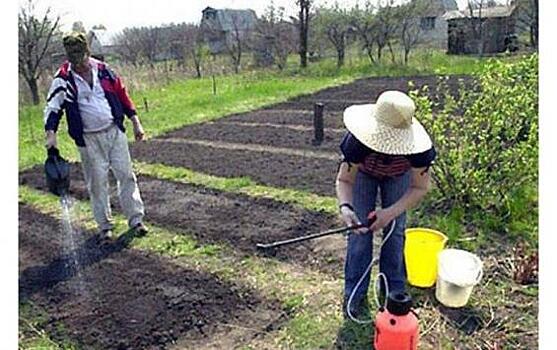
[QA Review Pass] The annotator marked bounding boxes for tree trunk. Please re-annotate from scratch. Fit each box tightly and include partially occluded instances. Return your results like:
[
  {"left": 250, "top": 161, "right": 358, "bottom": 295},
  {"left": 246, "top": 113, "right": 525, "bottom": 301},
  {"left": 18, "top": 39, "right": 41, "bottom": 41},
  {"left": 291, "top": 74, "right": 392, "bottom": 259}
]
[
  {"left": 337, "top": 47, "right": 344, "bottom": 68},
  {"left": 530, "top": 24, "right": 538, "bottom": 48},
  {"left": 387, "top": 42, "right": 396, "bottom": 64},
  {"left": 27, "top": 77, "right": 40, "bottom": 105},
  {"left": 365, "top": 44, "right": 376, "bottom": 65},
  {"left": 195, "top": 61, "right": 202, "bottom": 78}
]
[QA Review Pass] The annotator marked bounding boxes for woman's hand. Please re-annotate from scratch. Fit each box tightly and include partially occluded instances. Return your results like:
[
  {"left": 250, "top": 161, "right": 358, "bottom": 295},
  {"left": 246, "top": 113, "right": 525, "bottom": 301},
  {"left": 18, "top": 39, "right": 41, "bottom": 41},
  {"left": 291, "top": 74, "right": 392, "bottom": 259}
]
[
  {"left": 368, "top": 209, "right": 395, "bottom": 232},
  {"left": 340, "top": 206, "right": 368, "bottom": 234}
]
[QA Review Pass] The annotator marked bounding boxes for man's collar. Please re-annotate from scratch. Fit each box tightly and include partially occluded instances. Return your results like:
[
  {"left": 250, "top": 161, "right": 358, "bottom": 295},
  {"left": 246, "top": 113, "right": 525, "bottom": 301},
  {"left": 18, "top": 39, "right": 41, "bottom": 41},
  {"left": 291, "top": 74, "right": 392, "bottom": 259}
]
[{"left": 68, "top": 58, "right": 94, "bottom": 73}]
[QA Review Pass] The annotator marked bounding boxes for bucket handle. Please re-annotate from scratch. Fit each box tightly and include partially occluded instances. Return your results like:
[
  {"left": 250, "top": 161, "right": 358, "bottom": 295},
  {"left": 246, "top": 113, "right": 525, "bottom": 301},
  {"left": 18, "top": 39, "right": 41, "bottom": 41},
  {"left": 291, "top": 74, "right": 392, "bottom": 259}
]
[{"left": 474, "top": 264, "right": 483, "bottom": 284}]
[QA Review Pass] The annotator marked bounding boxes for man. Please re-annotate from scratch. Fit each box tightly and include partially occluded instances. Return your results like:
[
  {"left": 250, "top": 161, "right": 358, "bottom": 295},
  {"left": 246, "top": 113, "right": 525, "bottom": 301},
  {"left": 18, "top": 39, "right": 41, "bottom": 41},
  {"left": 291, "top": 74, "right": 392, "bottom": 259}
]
[
  {"left": 335, "top": 90, "right": 436, "bottom": 320},
  {"left": 44, "top": 32, "right": 148, "bottom": 238}
]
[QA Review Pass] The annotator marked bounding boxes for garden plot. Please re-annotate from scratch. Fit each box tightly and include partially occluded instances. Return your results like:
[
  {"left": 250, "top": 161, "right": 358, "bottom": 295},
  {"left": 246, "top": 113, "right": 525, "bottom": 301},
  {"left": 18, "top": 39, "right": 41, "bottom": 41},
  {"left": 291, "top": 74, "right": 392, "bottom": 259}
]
[
  {"left": 259, "top": 75, "right": 472, "bottom": 112},
  {"left": 19, "top": 204, "right": 284, "bottom": 349},
  {"left": 130, "top": 140, "right": 338, "bottom": 196},
  {"left": 222, "top": 109, "right": 346, "bottom": 129},
  {"left": 20, "top": 165, "right": 346, "bottom": 274},
  {"left": 131, "top": 75, "right": 472, "bottom": 200},
  {"left": 157, "top": 121, "right": 345, "bottom": 151}
]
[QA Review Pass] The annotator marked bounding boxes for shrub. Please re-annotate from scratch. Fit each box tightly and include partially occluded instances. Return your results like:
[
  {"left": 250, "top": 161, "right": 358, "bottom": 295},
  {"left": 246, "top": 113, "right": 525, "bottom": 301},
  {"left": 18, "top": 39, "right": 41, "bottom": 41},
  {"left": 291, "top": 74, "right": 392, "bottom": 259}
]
[{"left": 410, "top": 54, "right": 538, "bottom": 234}]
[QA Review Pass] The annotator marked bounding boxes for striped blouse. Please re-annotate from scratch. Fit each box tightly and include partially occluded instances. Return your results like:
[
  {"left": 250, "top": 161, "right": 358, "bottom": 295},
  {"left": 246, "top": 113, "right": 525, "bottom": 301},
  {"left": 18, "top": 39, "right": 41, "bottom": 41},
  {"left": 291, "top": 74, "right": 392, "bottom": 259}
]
[{"left": 340, "top": 132, "right": 436, "bottom": 179}]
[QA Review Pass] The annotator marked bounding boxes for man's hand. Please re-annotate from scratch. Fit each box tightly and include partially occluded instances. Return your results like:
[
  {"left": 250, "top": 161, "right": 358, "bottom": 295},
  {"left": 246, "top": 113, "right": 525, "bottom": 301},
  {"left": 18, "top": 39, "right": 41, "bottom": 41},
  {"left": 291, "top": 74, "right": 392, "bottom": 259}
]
[
  {"left": 131, "top": 116, "right": 145, "bottom": 141},
  {"left": 45, "top": 131, "right": 57, "bottom": 149},
  {"left": 340, "top": 206, "right": 368, "bottom": 234},
  {"left": 368, "top": 209, "right": 395, "bottom": 232}
]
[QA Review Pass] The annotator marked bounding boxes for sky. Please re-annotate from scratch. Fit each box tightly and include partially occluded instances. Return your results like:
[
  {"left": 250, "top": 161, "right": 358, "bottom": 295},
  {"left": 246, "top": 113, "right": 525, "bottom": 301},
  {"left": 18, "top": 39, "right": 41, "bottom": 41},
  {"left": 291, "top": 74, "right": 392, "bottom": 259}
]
[{"left": 23, "top": 0, "right": 497, "bottom": 36}]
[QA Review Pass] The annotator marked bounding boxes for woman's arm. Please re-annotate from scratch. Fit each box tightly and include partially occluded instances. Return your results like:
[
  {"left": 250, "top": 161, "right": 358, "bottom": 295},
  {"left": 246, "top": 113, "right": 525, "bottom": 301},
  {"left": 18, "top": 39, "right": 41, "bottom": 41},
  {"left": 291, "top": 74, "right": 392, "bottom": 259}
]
[
  {"left": 336, "top": 162, "right": 368, "bottom": 233},
  {"left": 369, "top": 167, "right": 432, "bottom": 231}
]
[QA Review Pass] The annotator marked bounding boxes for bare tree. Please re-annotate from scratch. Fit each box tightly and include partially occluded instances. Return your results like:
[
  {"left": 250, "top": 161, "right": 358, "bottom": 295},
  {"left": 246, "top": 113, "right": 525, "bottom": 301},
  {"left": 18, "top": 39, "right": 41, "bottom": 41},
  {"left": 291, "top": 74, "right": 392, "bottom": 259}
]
[
  {"left": 256, "top": 3, "right": 297, "bottom": 70},
  {"left": 182, "top": 24, "right": 206, "bottom": 78},
  {"left": 114, "top": 28, "right": 143, "bottom": 66},
  {"left": 138, "top": 26, "right": 164, "bottom": 66},
  {"left": 224, "top": 13, "right": 252, "bottom": 74},
  {"left": 375, "top": 0, "right": 399, "bottom": 63},
  {"left": 116, "top": 26, "right": 169, "bottom": 66},
  {"left": 466, "top": 0, "right": 487, "bottom": 56},
  {"left": 350, "top": 1, "right": 378, "bottom": 65},
  {"left": 397, "top": 0, "right": 428, "bottom": 64},
  {"left": 297, "top": 0, "right": 311, "bottom": 68},
  {"left": 316, "top": 3, "right": 352, "bottom": 68},
  {"left": 514, "top": 0, "right": 538, "bottom": 48},
  {"left": 18, "top": 0, "right": 61, "bottom": 105}
]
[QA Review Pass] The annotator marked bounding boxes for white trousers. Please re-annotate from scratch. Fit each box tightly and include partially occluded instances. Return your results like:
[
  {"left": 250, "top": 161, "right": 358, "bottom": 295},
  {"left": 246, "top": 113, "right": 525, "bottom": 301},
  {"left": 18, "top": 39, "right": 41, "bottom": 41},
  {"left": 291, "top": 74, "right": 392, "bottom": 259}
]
[{"left": 78, "top": 124, "right": 145, "bottom": 231}]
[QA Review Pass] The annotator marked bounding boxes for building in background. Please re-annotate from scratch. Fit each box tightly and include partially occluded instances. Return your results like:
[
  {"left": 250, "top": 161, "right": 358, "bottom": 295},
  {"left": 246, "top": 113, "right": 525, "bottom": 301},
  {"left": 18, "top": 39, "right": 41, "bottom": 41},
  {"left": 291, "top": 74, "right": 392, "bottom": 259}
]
[
  {"left": 201, "top": 7, "right": 257, "bottom": 55},
  {"left": 444, "top": 4, "right": 518, "bottom": 54}
]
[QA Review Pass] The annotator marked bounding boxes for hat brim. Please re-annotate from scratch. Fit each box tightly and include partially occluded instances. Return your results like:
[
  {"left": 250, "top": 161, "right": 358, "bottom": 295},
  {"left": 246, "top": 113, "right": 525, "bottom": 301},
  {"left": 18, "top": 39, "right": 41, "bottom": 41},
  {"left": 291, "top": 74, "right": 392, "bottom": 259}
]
[{"left": 343, "top": 104, "right": 432, "bottom": 155}]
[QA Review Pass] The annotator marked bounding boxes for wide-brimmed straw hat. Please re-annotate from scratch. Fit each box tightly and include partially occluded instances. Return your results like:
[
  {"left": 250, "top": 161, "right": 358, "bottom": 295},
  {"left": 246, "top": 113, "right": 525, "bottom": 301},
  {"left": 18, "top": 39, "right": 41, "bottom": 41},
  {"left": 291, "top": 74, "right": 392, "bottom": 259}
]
[{"left": 343, "top": 90, "right": 432, "bottom": 155}]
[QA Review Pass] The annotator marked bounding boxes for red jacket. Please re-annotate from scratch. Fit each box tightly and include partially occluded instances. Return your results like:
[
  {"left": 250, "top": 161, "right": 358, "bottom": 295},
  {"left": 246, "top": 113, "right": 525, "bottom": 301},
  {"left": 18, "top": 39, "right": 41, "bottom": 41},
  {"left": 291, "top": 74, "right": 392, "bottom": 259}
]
[{"left": 44, "top": 58, "right": 137, "bottom": 147}]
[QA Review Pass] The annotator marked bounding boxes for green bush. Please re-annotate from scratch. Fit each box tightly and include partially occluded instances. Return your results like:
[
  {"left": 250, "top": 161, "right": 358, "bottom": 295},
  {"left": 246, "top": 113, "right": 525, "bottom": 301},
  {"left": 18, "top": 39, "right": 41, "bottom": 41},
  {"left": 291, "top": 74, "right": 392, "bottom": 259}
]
[{"left": 410, "top": 54, "right": 538, "bottom": 236}]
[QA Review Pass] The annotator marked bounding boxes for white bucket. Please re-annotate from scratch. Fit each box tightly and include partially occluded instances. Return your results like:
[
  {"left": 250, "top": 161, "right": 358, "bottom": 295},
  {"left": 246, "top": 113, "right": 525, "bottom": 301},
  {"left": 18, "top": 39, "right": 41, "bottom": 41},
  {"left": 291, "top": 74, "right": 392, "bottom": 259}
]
[{"left": 435, "top": 249, "right": 483, "bottom": 308}]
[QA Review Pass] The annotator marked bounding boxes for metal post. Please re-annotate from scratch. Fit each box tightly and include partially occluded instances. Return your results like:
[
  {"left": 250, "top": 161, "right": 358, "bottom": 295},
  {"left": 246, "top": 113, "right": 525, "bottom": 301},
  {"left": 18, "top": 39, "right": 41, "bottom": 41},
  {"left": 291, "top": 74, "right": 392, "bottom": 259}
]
[{"left": 313, "top": 102, "right": 324, "bottom": 145}]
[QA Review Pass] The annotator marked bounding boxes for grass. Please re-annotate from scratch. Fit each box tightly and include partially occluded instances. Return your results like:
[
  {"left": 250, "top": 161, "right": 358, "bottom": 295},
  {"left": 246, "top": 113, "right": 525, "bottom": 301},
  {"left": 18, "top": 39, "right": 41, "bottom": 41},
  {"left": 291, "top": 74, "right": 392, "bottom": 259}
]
[
  {"left": 19, "top": 302, "right": 79, "bottom": 350},
  {"left": 134, "top": 161, "right": 338, "bottom": 215}
]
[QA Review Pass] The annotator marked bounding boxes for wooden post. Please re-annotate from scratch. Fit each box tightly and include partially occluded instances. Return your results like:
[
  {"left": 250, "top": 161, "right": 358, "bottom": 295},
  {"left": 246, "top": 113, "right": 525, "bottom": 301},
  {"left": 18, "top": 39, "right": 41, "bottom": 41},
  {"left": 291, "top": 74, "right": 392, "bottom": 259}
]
[
  {"left": 212, "top": 75, "right": 217, "bottom": 95},
  {"left": 313, "top": 102, "right": 324, "bottom": 145}
]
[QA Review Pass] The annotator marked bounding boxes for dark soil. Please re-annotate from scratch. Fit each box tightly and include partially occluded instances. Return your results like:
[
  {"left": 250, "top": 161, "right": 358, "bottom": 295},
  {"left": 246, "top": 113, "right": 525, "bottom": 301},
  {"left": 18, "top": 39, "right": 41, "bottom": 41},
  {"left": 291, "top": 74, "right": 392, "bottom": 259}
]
[
  {"left": 19, "top": 164, "right": 346, "bottom": 275},
  {"left": 222, "top": 110, "right": 346, "bottom": 129},
  {"left": 19, "top": 204, "right": 285, "bottom": 349},
  {"left": 129, "top": 140, "right": 338, "bottom": 197},
  {"left": 157, "top": 121, "right": 345, "bottom": 151},
  {"left": 260, "top": 75, "right": 474, "bottom": 111}
]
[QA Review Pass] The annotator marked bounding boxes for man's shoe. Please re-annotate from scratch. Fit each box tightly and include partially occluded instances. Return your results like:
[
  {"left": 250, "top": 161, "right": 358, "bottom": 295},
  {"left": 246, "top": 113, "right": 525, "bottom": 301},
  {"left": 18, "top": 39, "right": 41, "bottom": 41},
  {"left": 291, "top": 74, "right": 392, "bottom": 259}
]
[
  {"left": 133, "top": 223, "right": 148, "bottom": 237},
  {"left": 99, "top": 229, "right": 113, "bottom": 239}
]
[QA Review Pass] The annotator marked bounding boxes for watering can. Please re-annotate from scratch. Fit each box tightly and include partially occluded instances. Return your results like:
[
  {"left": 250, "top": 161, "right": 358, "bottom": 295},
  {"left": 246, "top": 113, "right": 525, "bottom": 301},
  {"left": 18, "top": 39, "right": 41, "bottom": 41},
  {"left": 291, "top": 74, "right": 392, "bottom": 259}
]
[{"left": 44, "top": 146, "right": 70, "bottom": 196}]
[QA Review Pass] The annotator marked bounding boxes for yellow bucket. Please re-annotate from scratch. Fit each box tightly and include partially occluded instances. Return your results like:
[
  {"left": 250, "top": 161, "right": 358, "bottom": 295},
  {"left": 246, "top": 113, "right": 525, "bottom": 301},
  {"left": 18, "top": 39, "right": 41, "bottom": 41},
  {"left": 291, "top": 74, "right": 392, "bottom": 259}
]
[{"left": 404, "top": 228, "right": 448, "bottom": 288}]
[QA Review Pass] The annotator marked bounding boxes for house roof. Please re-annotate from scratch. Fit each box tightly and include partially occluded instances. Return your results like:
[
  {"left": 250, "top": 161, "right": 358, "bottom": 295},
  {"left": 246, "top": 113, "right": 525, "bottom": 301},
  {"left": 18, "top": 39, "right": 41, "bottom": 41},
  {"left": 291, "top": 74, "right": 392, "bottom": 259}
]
[
  {"left": 88, "top": 29, "right": 116, "bottom": 47},
  {"left": 203, "top": 8, "right": 257, "bottom": 32},
  {"left": 443, "top": 5, "right": 517, "bottom": 20},
  {"left": 422, "top": 0, "right": 459, "bottom": 16}
]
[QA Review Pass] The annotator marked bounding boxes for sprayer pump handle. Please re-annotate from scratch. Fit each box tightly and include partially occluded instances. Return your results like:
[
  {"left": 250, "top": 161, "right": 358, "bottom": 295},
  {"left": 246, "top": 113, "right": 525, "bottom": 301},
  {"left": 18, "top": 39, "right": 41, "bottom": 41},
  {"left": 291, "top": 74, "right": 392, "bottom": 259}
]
[{"left": 367, "top": 211, "right": 377, "bottom": 225}]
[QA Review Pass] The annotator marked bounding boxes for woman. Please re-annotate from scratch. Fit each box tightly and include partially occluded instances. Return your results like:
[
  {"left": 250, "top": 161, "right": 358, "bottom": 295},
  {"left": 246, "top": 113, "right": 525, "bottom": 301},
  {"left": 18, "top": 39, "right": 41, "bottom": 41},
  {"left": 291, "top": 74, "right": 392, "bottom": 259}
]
[{"left": 335, "top": 90, "right": 436, "bottom": 317}]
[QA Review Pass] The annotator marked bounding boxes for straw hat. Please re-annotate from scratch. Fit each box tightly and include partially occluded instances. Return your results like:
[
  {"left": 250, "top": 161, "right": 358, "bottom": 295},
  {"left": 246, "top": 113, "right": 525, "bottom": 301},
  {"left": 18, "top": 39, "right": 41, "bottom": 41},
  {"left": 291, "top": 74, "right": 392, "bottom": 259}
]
[{"left": 343, "top": 90, "right": 432, "bottom": 155}]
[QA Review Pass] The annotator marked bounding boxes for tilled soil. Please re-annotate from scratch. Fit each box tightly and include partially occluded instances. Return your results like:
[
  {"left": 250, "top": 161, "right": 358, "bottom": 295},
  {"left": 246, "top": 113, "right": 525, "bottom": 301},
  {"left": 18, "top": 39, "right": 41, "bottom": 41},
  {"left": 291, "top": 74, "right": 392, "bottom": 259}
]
[
  {"left": 130, "top": 140, "right": 339, "bottom": 197},
  {"left": 157, "top": 121, "right": 345, "bottom": 151},
  {"left": 19, "top": 204, "right": 285, "bottom": 349},
  {"left": 222, "top": 110, "right": 345, "bottom": 129},
  {"left": 20, "top": 165, "right": 347, "bottom": 275},
  {"left": 259, "top": 75, "right": 474, "bottom": 111}
]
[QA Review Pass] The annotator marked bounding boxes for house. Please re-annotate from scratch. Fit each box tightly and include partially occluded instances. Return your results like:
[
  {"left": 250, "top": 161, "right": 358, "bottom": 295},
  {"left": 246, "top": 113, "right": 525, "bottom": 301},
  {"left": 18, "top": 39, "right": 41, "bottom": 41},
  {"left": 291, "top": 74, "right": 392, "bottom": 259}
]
[
  {"left": 416, "top": 0, "right": 459, "bottom": 49},
  {"left": 444, "top": 5, "right": 518, "bottom": 54},
  {"left": 200, "top": 7, "right": 257, "bottom": 54},
  {"left": 87, "top": 29, "right": 119, "bottom": 58}
]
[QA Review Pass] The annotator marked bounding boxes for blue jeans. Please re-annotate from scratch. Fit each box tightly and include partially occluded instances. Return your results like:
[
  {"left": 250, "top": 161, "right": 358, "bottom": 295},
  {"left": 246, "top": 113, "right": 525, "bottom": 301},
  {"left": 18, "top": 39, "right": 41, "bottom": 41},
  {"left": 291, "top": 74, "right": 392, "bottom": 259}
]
[{"left": 344, "top": 170, "right": 410, "bottom": 301}]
